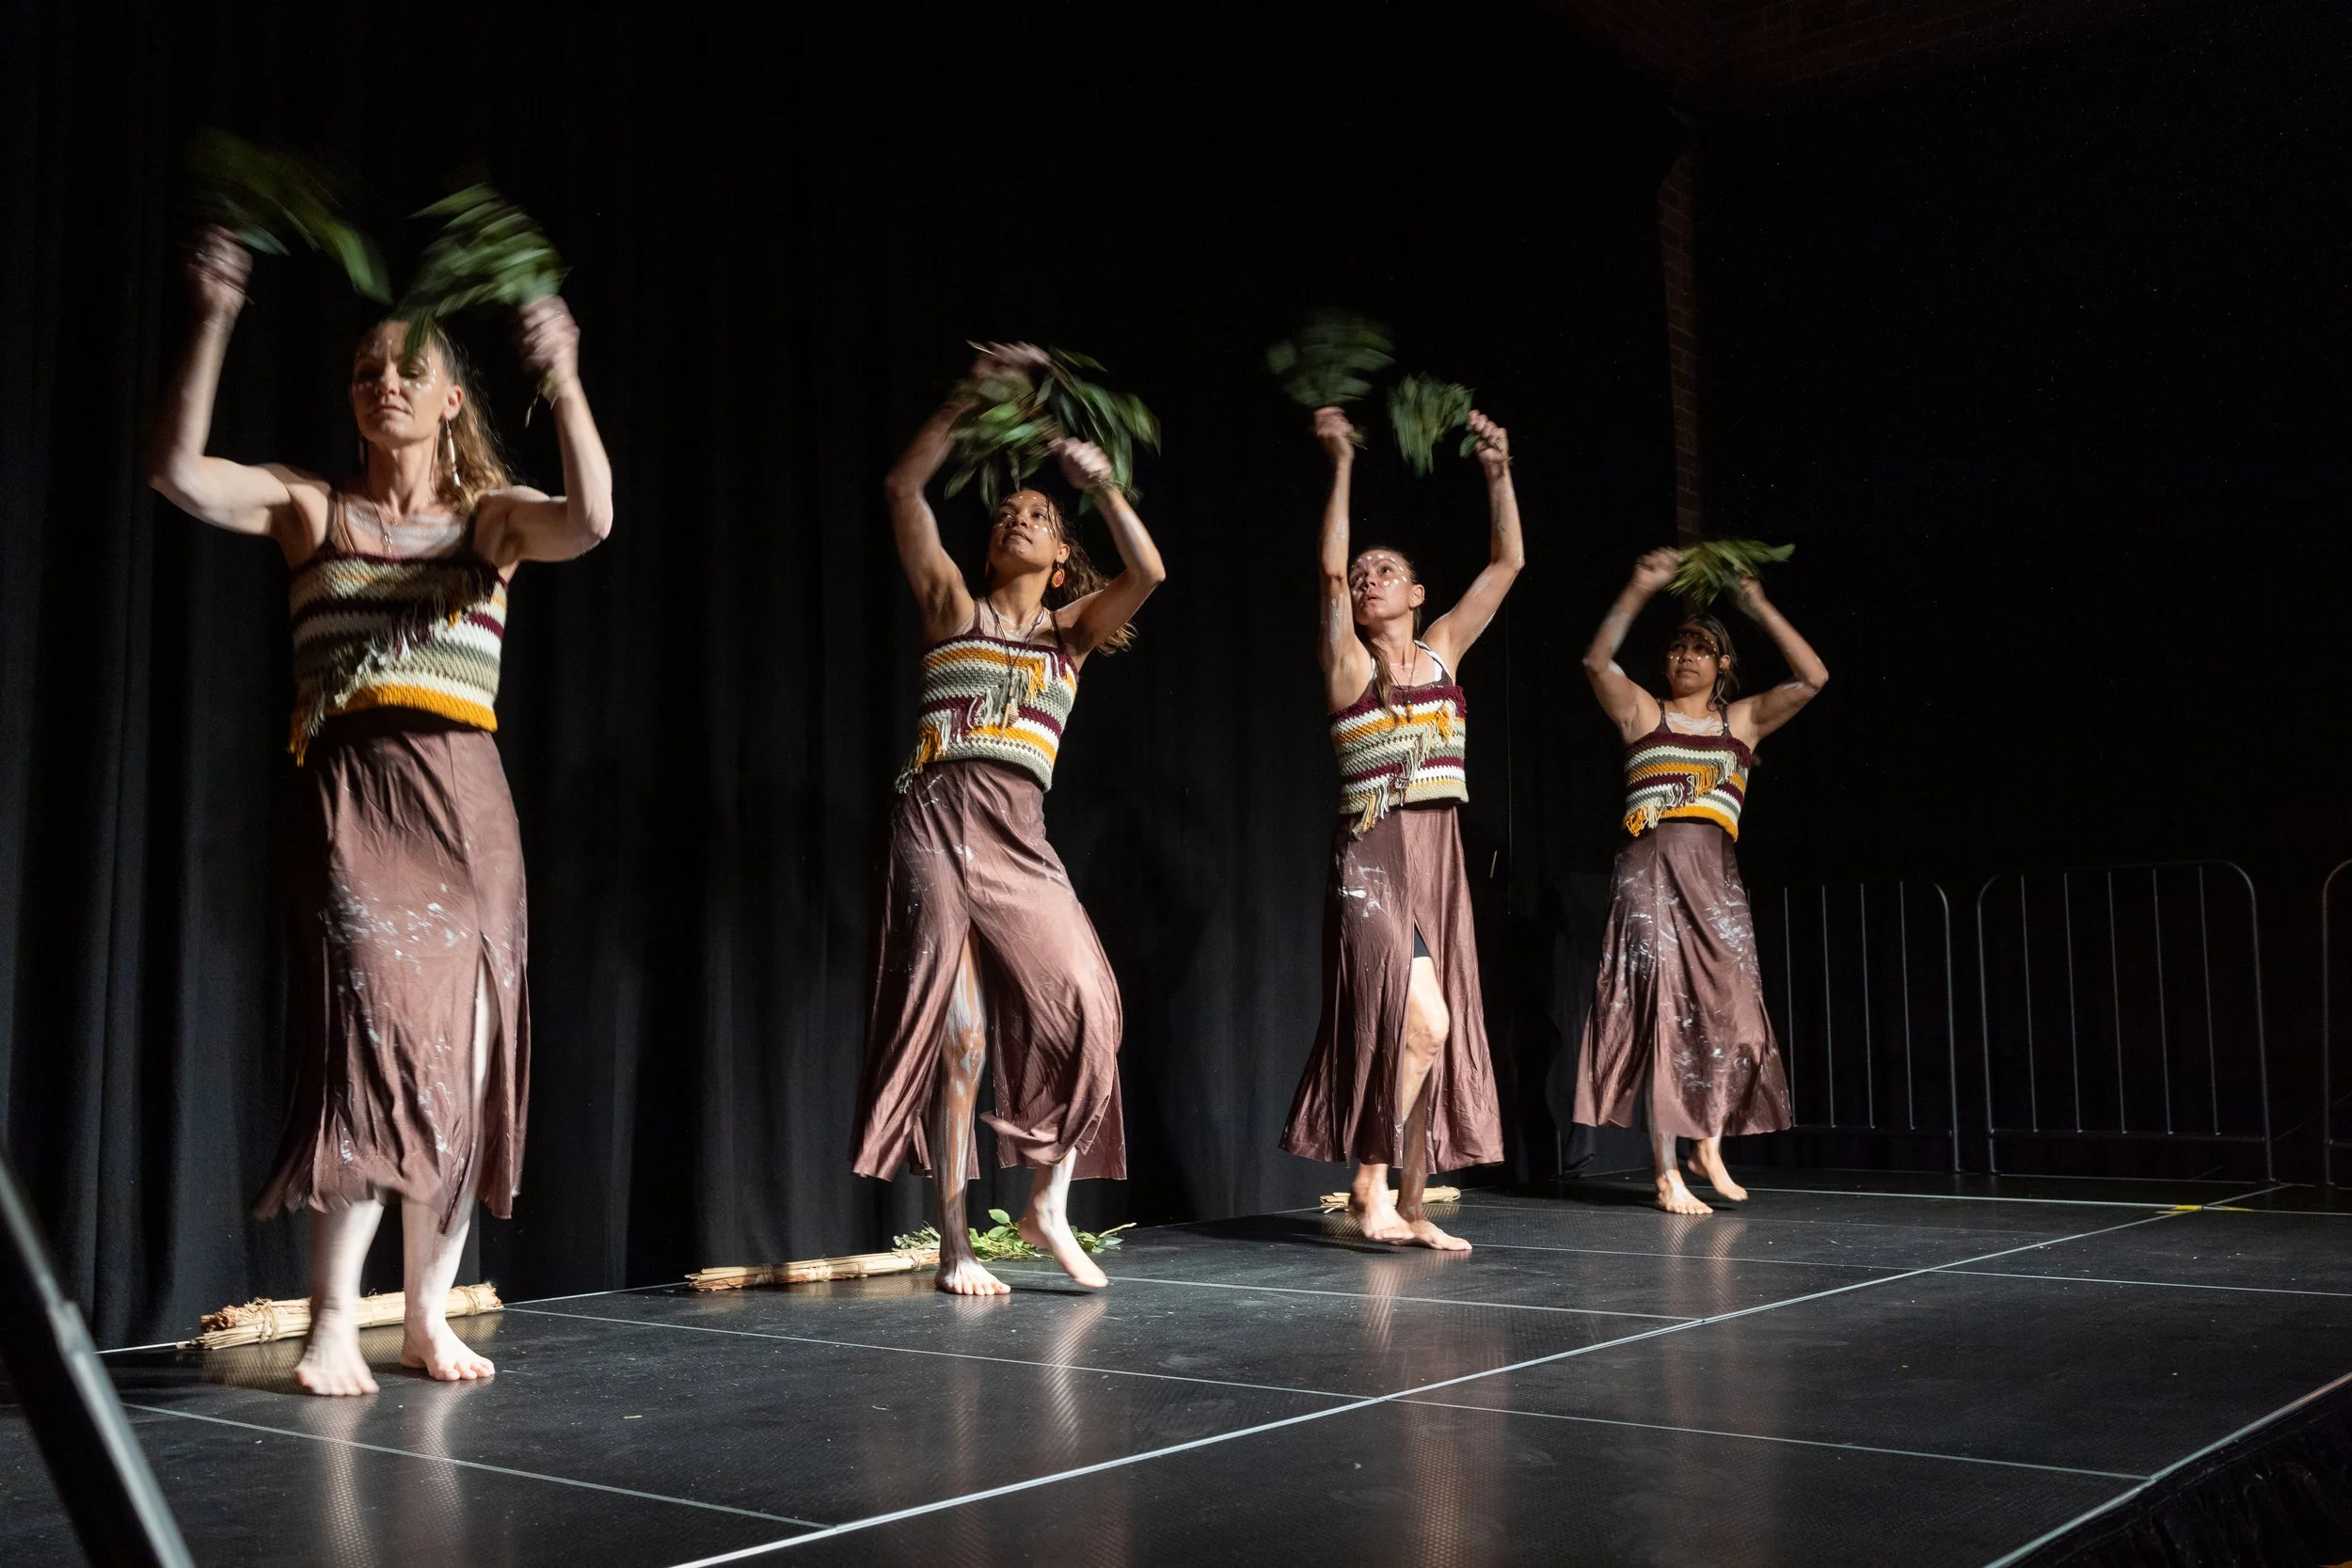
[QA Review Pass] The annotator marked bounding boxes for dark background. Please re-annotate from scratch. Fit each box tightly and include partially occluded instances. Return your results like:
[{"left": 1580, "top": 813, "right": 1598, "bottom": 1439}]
[{"left": 2, "top": 0, "right": 2346, "bottom": 1346}]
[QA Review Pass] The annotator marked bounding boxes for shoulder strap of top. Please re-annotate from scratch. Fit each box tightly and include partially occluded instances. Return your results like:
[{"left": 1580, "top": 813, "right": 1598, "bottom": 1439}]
[
  {"left": 1415, "top": 641, "right": 1452, "bottom": 685},
  {"left": 325, "top": 488, "right": 352, "bottom": 555}
]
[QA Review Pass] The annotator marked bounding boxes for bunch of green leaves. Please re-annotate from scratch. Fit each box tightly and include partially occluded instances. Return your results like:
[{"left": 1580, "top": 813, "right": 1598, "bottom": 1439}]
[
  {"left": 185, "top": 129, "right": 389, "bottom": 302},
  {"left": 1670, "top": 538, "right": 1795, "bottom": 608},
  {"left": 1265, "top": 311, "right": 1395, "bottom": 422},
  {"left": 945, "top": 348, "right": 1161, "bottom": 514},
  {"left": 1388, "top": 374, "right": 1482, "bottom": 476},
  {"left": 396, "top": 184, "right": 568, "bottom": 359},
  {"left": 892, "top": 1214, "right": 1135, "bottom": 1260}
]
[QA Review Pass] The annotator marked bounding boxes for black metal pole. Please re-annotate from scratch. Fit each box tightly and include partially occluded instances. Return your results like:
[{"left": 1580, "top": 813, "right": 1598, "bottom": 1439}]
[{"left": 0, "top": 1145, "right": 192, "bottom": 1567}]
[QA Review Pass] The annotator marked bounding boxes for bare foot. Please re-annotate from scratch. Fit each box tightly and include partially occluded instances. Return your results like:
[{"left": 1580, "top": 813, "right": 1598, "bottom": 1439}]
[
  {"left": 1349, "top": 1191, "right": 1416, "bottom": 1244},
  {"left": 1018, "top": 1211, "right": 1108, "bottom": 1289},
  {"left": 401, "top": 1318, "right": 496, "bottom": 1383},
  {"left": 936, "top": 1257, "right": 1009, "bottom": 1296},
  {"left": 1685, "top": 1152, "right": 1748, "bottom": 1203},
  {"left": 1404, "top": 1217, "right": 1472, "bottom": 1252},
  {"left": 294, "top": 1311, "right": 378, "bottom": 1397},
  {"left": 1654, "top": 1170, "right": 1714, "bottom": 1215}
]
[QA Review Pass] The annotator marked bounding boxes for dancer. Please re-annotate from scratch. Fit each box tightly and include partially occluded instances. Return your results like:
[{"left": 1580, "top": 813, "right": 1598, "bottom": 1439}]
[
  {"left": 1574, "top": 547, "right": 1828, "bottom": 1213},
  {"left": 1280, "top": 404, "right": 1524, "bottom": 1250},
  {"left": 851, "top": 343, "right": 1166, "bottom": 1296},
  {"left": 149, "top": 227, "right": 613, "bottom": 1393}
]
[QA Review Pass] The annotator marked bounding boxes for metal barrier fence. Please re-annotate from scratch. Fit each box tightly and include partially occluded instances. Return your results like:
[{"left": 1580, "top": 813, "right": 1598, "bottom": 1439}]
[
  {"left": 1752, "top": 880, "right": 1962, "bottom": 1169},
  {"left": 1974, "top": 862, "right": 2272, "bottom": 1180},
  {"left": 2325, "top": 860, "right": 2352, "bottom": 1185}
]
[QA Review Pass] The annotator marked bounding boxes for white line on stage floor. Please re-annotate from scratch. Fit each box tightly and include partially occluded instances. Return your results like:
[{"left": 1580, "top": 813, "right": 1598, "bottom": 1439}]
[
  {"left": 119, "top": 1402, "right": 825, "bottom": 1529},
  {"left": 1944, "top": 1266, "right": 2352, "bottom": 1299},
  {"left": 504, "top": 1305, "right": 1368, "bottom": 1402},
  {"left": 981, "top": 1272, "right": 1690, "bottom": 1320},
  {"left": 1392, "top": 1401, "right": 2150, "bottom": 1481},
  {"left": 663, "top": 1196, "right": 2219, "bottom": 1566},
  {"left": 1979, "top": 1366, "right": 2352, "bottom": 1568}
]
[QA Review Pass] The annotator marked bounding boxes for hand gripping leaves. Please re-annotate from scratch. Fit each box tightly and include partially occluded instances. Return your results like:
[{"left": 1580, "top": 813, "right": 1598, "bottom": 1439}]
[
  {"left": 946, "top": 348, "right": 1161, "bottom": 514},
  {"left": 396, "top": 184, "right": 568, "bottom": 364},
  {"left": 186, "top": 129, "right": 389, "bottom": 302},
  {"left": 1266, "top": 311, "right": 1396, "bottom": 436},
  {"left": 1670, "top": 538, "right": 1797, "bottom": 609}
]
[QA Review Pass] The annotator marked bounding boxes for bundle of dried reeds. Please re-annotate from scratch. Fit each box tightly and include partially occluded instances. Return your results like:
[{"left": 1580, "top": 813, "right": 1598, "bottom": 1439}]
[
  {"left": 186, "top": 1283, "right": 501, "bottom": 1351},
  {"left": 686, "top": 1247, "right": 942, "bottom": 1292},
  {"left": 1318, "top": 1185, "right": 1462, "bottom": 1212}
]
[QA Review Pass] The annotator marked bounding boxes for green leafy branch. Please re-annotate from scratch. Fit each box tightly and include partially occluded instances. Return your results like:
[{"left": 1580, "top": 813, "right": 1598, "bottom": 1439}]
[
  {"left": 1388, "top": 374, "right": 1484, "bottom": 476},
  {"left": 946, "top": 347, "right": 1161, "bottom": 514},
  {"left": 1266, "top": 311, "right": 1395, "bottom": 436},
  {"left": 892, "top": 1212, "right": 1134, "bottom": 1261},
  {"left": 396, "top": 183, "right": 567, "bottom": 361},
  {"left": 1670, "top": 538, "right": 1796, "bottom": 609},
  {"left": 186, "top": 129, "right": 389, "bottom": 302}
]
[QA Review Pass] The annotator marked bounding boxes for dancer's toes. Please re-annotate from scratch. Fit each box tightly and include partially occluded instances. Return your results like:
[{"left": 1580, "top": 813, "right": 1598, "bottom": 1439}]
[
  {"left": 401, "top": 1321, "right": 496, "bottom": 1382},
  {"left": 1654, "top": 1172, "right": 1714, "bottom": 1216},
  {"left": 1685, "top": 1156, "right": 1748, "bottom": 1203},
  {"left": 1350, "top": 1196, "right": 1415, "bottom": 1244},
  {"left": 1018, "top": 1212, "right": 1108, "bottom": 1289},
  {"left": 294, "top": 1318, "right": 379, "bottom": 1397},
  {"left": 936, "top": 1258, "right": 1009, "bottom": 1296},
  {"left": 1405, "top": 1218, "right": 1471, "bottom": 1252}
]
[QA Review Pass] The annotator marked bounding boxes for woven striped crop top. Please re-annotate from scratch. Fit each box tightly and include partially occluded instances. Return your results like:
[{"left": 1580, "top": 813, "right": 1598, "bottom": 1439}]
[
  {"left": 1330, "top": 643, "right": 1469, "bottom": 833},
  {"left": 1622, "top": 705, "right": 1752, "bottom": 840},
  {"left": 288, "top": 495, "right": 506, "bottom": 762},
  {"left": 896, "top": 617, "right": 1081, "bottom": 793}
]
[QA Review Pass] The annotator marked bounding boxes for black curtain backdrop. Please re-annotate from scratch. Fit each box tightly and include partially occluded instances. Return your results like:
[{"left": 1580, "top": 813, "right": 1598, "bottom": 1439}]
[{"left": 2, "top": 0, "right": 2347, "bottom": 1348}]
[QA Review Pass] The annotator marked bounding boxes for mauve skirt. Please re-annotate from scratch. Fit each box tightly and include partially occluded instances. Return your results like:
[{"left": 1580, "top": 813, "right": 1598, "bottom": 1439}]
[
  {"left": 851, "top": 760, "right": 1125, "bottom": 1181},
  {"left": 1280, "top": 802, "right": 1502, "bottom": 1170},
  {"left": 253, "top": 709, "right": 530, "bottom": 1229},
  {"left": 1573, "top": 819, "right": 1790, "bottom": 1139}
]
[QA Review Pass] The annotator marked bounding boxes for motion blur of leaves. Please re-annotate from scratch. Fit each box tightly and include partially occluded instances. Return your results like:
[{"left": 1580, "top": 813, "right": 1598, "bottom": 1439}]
[
  {"left": 946, "top": 347, "right": 1161, "bottom": 515},
  {"left": 186, "top": 129, "right": 389, "bottom": 302},
  {"left": 891, "top": 1214, "right": 1134, "bottom": 1260},
  {"left": 1388, "top": 374, "right": 1482, "bottom": 476},
  {"left": 1267, "top": 311, "right": 1393, "bottom": 445},
  {"left": 1671, "top": 539, "right": 1796, "bottom": 608},
  {"left": 397, "top": 184, "right": 568, "bottom": 360}
]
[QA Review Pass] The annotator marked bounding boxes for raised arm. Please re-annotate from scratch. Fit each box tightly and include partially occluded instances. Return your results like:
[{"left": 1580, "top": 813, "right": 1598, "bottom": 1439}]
[
  {"left": 1051, "top": 440, "right": 1167, "bottom": 661},
  {"left": 1584, "top": 548, "right": 1679, "bottom": 741},
  {"left": 476, "top": 297, "right": 615, "bottom": 566},
  {"left": 1313, "top": 407, "right": 1375, "bottom": 709},
  {"left": 1726, "top": 575, "right": 1829, "bottom": 744},
  {"left": 1422, "top": 410, "right": 1525, "bottom": 672},
  {"left": 146, "top": 228, "right": 316, "bottom": 555},
  {"left": 882, "top": 343, "right": 1045, "bottom": 641}
]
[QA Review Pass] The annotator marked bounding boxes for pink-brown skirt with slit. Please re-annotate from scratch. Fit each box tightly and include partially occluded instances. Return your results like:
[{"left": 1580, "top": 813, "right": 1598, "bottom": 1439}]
[
  {"left": 851, "top": 760, "right": 1125, "bottom": 1181},
  {"left": 1573, "top": 819, "right": 1790, "bottom": 1139},
  {"left": 252, "top": 709, "right": 530, "bottom": 1229},
  {"left": 1280, "top": 802, "right": 1502, "bottom": 1170}
]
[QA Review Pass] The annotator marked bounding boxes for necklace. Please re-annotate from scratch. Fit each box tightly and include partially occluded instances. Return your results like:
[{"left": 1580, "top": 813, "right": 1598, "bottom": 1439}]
[{"left": 980, "top": 595, "right": 1050, "bottom": 730}]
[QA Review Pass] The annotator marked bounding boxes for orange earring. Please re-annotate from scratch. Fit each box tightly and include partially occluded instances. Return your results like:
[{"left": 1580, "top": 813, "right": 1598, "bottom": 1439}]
[{"left": 1051, "top": 565, "right": 1066, "bottom": 589}]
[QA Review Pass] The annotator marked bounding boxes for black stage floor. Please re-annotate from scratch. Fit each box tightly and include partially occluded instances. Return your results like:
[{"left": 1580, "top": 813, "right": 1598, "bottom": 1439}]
[{"left": 6, "top": 1171, "right": 2352, "bottom": 1566}]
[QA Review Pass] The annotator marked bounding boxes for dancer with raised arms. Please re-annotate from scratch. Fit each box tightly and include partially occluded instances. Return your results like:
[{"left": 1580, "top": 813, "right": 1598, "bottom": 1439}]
[
  {"left": 1280, "top": 403, "right": 1524, "bottom": 1250},
  {"left": 851, "top": 342, "right": 1166, "bottom": 1295},
  {"left": 149, "top": 226, "right": 613, "bottom": 1393},
  {"left": 1574, "top": 548, "right": 1828, "bottom": 1212}
]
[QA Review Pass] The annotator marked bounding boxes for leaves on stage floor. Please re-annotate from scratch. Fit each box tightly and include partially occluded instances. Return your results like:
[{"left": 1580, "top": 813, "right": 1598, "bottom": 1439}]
[
  {"left": 186, "top": 129, "right": 389, "bottom": 302},
  {"left": 1266, "top": 311, "right": 1395, "bottom": 433},
  {"left": 946, "top": 348, "right": 1160, "bottom": 514},
  {"left": 893, "top": 1214, "right": 1134, "bottom": 1260},
  {"left": 1670, "top": 537, "right": 1797, "bottom": 608}
]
